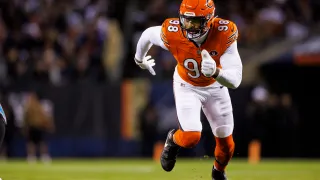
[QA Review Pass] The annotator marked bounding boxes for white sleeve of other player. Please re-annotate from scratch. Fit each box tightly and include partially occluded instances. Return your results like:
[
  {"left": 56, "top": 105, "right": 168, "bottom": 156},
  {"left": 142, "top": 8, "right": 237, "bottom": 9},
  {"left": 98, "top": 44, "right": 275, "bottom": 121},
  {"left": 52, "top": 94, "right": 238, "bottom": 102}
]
[
  {"left": 215, "top": 41, "right": 243, "bottom": 89},
  {"left": 134, "top": 26, "right": 168, "bottom": 61}
]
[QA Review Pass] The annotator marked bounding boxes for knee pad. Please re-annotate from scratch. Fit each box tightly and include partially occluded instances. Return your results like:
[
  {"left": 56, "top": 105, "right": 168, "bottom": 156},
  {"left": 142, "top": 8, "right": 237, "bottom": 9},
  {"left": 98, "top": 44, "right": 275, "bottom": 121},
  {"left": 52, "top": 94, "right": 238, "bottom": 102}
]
[
  {"left": 214, "top": 124, "right": 234, "bottom": 138},
  {"left": 173, "top": 130, "right": 201, "bottom": 148}
]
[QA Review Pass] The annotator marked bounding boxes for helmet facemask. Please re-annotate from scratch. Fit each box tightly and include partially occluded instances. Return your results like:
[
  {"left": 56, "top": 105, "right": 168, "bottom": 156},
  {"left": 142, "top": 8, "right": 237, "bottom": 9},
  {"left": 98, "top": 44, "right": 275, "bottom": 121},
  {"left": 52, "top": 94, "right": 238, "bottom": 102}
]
[{"left": 180, "top": 14, "right": 213, "bottom": 40}]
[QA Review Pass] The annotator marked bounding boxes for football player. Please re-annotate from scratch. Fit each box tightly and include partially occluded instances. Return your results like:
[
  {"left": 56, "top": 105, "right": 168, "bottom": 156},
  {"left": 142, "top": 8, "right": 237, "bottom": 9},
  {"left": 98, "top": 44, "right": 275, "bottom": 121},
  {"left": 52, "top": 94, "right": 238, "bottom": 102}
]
[
  {"left": 0, "top": 103, "right": 7, "bottom": 148},
  {"left": 134, "top": 0, "right": 242, "bottom": 179}
]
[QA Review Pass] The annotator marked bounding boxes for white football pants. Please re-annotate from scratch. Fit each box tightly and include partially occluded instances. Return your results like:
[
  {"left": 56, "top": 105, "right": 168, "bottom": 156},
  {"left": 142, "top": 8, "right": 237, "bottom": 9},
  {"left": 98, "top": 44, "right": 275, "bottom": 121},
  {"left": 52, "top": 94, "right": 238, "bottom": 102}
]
[{"left": 173, "top": 72, "right": 234, "bottom": 138}]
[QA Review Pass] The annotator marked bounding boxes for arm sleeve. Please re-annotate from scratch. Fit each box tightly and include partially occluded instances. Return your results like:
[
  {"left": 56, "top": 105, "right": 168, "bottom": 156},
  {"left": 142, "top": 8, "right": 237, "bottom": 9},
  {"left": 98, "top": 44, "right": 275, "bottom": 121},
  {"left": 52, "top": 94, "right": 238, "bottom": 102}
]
[
  {"left": 134, "top": 26, "right": 168, "bottom": 61},
  {"left": 215, "top": 41, "right": 243, "bottom": 89}
]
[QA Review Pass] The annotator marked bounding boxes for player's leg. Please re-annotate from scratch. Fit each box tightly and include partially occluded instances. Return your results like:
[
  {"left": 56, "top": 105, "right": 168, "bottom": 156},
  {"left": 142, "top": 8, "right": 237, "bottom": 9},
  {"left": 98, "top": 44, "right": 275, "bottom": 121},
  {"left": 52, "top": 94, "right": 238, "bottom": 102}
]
[
  {"left": 202, "top": 87, "right": 234, "bottom": 180},
  {"left": 26, "top": 127, "right": 40, "bottom": 163},
  {"left": 38, "top": 129, "right": 52, "bottom": 163},
  {"left": 160, "top": 82, "right": 202, "bottom": 172},
  {"left": 40, "top": 141, "right": 52, "bottom": 163}
]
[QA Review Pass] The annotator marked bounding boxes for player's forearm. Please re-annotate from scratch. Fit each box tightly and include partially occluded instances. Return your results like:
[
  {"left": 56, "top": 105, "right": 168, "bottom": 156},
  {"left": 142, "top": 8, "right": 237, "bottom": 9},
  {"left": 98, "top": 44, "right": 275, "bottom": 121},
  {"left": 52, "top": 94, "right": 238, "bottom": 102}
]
[
  {"left": 135, "top": 26, "right": 167, "bottom": 61},
  {"left": 214, "top": 42, "right": 242, "bottom": 89},
  {"left": 135, "top": 28, "right": 154, "bottom": 61},
  {"left": 214, "top": 67, "right": 242, "bottom": 89}
]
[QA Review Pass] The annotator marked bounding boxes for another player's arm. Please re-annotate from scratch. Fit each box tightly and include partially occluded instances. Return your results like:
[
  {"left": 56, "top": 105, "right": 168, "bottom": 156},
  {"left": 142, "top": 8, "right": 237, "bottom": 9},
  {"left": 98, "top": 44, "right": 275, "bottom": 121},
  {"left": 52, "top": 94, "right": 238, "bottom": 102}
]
[
  {"left": 0, "top": 103, "right": 6, "bottom": 147},
  {"left": 134, "top": 26, "right": 168, "bottom": 61},
  {"left": 213, "top": 41, "right": 242, "bottom": 89}
]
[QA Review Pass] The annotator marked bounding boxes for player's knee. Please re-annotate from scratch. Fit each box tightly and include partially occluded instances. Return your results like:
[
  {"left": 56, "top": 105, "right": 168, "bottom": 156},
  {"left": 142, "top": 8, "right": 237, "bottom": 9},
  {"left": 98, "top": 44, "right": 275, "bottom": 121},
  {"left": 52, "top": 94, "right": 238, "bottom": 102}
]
[
  {"left": 214, "top": 124, "right": 234, "bottom": 138},
  {"left": 174, "top": 130, "right": 201, "bottom": 148},
  {"left": 224, "top": 138, "right": 235, "bottom": 153},
  {"left": 216, "top": 135, "right": 235, "bottom": 153}
]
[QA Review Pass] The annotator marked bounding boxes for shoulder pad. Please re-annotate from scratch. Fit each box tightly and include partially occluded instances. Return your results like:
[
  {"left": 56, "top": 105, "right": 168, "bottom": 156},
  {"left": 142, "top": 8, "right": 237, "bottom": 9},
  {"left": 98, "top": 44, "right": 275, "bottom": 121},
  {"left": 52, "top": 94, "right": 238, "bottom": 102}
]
[{"left": 213, "top": 18, "right": 239, "bottom": 46}]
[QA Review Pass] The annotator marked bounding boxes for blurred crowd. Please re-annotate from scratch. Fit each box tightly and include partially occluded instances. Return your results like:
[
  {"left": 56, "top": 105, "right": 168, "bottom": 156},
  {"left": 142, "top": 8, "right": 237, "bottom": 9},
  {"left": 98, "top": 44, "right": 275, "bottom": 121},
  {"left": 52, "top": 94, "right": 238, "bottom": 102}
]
[
  {"left": 0, "top": 0, "right": 124, "bottom": 93},
  {"left": 0, "top": 0, "right": 117, "bottom": 161},
  {"left": 0, "top": 0, "right": 319, "bottom": 87}
]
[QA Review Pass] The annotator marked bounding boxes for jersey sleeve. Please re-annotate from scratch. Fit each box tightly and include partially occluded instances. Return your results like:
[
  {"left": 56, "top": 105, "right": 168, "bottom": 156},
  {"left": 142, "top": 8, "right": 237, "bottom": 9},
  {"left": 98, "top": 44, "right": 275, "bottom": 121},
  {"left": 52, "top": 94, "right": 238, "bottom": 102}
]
[
  {"left": 135, "top": 26, "right": 167, "bottom": 60},
  {"left": 225, "top": 21, "right": 239, "bottom": 47},
  {"left": 161, "top": 19, "right": 171, "bottom": 49},
  {"left": 160, "top": 18, "right": 180, "bottom": 49}
]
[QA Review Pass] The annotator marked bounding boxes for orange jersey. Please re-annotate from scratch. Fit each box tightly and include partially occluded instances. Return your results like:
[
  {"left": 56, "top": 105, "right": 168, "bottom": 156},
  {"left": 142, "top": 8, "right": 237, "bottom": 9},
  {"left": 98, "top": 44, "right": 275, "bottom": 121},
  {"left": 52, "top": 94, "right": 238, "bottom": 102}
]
[{"left": 161, "top": 18, "right": 238, "bottom": 87}]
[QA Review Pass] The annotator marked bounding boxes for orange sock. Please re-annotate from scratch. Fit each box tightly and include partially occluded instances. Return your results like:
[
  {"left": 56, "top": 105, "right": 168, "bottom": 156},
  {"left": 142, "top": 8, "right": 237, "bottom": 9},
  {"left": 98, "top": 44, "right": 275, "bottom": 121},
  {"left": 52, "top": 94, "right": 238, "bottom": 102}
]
[
  {"left": 173, "top": 129, "right": 201, "bottom": 148},
  {"left": 214, "top": 135, "right": 235, "bottom": 172}
]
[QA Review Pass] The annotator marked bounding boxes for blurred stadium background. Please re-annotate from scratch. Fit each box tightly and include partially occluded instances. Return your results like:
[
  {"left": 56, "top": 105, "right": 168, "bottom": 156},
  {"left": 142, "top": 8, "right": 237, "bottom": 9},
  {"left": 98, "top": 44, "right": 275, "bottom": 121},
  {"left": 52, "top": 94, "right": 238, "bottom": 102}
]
[{"left": 0, "top": 0, "right": 320, "bottom": 179}]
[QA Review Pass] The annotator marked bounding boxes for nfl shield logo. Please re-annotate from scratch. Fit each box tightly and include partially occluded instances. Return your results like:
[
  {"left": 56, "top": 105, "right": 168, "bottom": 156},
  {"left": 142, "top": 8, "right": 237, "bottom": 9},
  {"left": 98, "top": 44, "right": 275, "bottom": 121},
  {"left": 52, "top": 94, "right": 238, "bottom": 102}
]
[{"left": 209, "top": 50, "right": 218, "bottom": 56}]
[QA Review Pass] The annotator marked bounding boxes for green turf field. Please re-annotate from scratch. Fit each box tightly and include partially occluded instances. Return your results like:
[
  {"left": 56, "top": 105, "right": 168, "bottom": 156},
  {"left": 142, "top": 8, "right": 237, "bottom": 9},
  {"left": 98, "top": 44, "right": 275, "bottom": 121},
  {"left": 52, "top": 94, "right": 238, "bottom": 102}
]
[{"left": 0, "top": 158, "right": 319, "bottom": 180}]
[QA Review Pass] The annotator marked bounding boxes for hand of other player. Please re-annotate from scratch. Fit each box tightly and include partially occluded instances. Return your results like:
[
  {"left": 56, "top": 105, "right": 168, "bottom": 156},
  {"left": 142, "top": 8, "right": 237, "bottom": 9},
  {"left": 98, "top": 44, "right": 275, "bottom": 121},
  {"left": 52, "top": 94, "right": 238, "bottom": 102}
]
[
  {"left": 201, "top": 50, "right": 216, "bottom": 77},
  {"left": 134, "top": 55, "right": 156, "bottom": 76}
]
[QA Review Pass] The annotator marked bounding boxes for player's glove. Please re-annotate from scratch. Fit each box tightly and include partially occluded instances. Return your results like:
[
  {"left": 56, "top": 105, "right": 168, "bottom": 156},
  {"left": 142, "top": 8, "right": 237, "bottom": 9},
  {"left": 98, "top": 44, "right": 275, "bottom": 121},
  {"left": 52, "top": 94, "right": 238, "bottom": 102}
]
[
  {"left": 201, "top": 50, "right": 216, "bottom": 77},
  {"left": 134, "top": 55, "right": 156, "bottom": 76}
]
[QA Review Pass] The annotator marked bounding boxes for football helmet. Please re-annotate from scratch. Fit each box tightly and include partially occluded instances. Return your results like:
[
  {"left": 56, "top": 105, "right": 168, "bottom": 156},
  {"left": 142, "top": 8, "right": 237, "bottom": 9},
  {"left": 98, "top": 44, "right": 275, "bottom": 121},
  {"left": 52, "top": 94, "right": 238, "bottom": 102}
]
[{"left": 179, "top": 0, "right": 216, "bottom": 40}]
